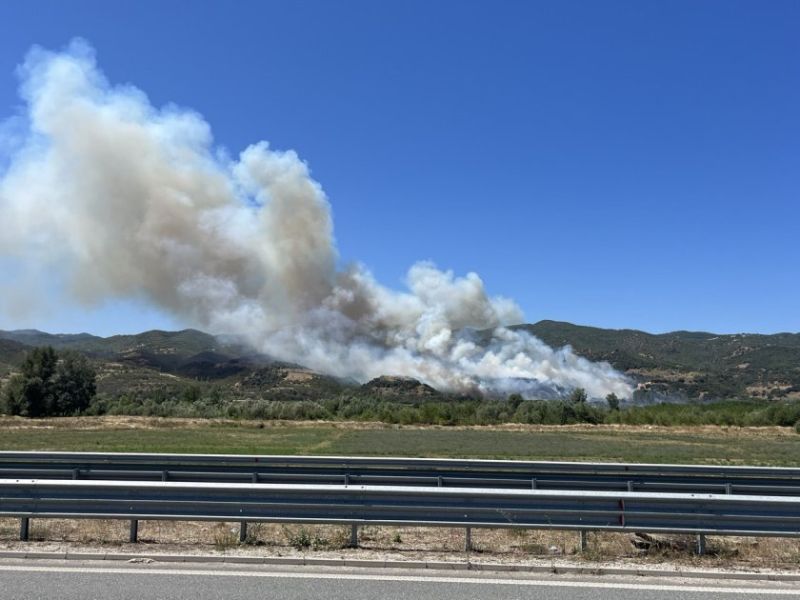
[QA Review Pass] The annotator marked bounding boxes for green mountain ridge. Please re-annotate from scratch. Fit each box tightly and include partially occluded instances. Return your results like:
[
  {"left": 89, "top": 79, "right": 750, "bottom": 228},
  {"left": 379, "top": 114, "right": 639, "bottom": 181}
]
[
  {"left": 1, "top": 322, "right": 799, "bottom": 401},
  {"left": 516, "top": 321, "right": 800, "bottom": 400}
]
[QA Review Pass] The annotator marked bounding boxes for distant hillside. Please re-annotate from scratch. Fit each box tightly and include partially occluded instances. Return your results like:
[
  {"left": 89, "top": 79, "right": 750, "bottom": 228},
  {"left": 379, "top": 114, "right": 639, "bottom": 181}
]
[
  {"left": 0, "top": 329, "right": 102, "bottom": 349},
  {"left": 0, "top": 328, "right": 223, "bottom": 356},
  {"left": 0, "top": 329, "right": 376, "bottom": 404},
  {"left": 517, "top": 321, "right": 800, "bottom": 400},
  {"left": 2, "top": 322, "right": 799, "bottom": 402}
]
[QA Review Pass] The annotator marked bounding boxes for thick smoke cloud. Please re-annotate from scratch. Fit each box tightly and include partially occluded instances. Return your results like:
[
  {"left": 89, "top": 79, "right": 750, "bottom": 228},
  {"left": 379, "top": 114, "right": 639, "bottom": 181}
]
[{"left": 0, "top": 41, "right": 633, "bottom": 399}]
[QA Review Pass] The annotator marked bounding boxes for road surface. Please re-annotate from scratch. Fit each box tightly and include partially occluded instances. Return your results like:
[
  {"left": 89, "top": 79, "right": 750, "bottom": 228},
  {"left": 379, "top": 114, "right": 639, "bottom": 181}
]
[{"left": 0, "top": 560, "right": 798, "bottom": 599}]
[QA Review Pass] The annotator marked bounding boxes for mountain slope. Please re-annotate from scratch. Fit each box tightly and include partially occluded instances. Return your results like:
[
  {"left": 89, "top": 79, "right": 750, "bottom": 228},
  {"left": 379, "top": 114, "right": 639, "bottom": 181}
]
[
  {"left": 2, "top": 322, "right": 799, "bottom": 401},
  {"left": 517, "top": 321, "right": 800, "bottom": 400}
]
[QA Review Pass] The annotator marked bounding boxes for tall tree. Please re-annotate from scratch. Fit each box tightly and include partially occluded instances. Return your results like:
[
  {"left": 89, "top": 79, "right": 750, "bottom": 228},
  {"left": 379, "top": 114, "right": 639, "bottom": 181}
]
[
  {"left": 1, "top": 347, "right": 96, "bottom": 417},
  {"left": 18, "top": 346, "right": 58, "bottom": 417},
  {"left": 569, "top": 387, "right": 588, "bottom": 404},
  {"left": 53, "top": 352, "right": 97, "bottom": 415}
]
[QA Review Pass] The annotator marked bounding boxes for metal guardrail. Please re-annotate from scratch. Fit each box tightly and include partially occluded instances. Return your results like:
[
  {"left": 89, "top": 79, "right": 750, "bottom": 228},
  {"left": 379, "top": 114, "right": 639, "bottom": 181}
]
[
  {"left": 2, "top": 451, "right": 800, "bottom": 495},
  {"left": 0, "top": 480, "right": 800, "bottom": 536},
  {"left": 2, "top": 479, "right": 800, "bottom": 537},
  {"left": 3, "top": 454, "right": 800, "bottom": 554}
]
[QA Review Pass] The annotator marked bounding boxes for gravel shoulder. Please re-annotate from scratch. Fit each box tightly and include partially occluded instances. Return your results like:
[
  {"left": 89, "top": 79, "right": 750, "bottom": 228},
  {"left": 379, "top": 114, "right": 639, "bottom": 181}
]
[{"left": 2, "top": 519, "right": 799, "bottom": 576}]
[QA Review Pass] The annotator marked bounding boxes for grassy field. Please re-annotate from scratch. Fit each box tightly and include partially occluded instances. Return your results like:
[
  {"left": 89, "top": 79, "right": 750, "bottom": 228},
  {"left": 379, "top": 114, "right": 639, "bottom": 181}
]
[{"left": 1, "top": 417, "right": 799, "bottom": 465}]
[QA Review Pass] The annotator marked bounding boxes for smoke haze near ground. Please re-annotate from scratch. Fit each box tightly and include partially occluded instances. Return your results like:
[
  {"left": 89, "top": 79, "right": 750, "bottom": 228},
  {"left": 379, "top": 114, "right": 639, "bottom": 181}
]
[{"left": 0, "top": 41, "right": 633, "bottom": 399}]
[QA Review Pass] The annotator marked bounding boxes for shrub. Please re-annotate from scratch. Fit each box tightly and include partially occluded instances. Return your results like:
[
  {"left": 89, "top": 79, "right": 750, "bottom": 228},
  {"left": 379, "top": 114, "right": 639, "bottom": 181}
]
[{"left": 282, "top": 526, "right": 312, "bottom": 550}]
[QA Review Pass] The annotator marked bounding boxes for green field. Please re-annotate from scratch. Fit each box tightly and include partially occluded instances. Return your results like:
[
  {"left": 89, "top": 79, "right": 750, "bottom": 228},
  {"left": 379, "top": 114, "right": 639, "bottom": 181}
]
[{"left": 1, "top": 418, "right": 799, "bottom": 465}]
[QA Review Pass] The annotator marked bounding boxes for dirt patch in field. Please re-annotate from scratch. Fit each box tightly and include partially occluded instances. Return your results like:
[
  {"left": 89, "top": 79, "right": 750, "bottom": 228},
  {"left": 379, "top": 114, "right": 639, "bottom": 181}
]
[
  {"left": 0, "top": 416, "right": 229, "bottom": 430},
  {"left": 0, "top": 415, "right": 792, "bottom": 438}
]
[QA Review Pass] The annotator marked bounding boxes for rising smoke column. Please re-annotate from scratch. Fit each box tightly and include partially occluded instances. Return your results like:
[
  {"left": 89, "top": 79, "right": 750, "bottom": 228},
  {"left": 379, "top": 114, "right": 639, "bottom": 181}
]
[{"left": 0, "top": 41, "right": 633, "bottom": 399}]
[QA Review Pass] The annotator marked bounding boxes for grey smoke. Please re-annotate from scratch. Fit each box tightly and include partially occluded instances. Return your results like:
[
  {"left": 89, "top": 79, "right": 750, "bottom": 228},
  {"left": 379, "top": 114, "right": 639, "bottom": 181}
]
[{"left": 0, "top": 41, "right": 633, "bottom": 399}]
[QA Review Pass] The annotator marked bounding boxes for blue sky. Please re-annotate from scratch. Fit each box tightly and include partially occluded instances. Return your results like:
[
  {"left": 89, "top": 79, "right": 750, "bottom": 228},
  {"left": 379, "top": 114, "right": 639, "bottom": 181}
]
[{"left": 0, "top": 0, "right": 797, "bottom": 336}]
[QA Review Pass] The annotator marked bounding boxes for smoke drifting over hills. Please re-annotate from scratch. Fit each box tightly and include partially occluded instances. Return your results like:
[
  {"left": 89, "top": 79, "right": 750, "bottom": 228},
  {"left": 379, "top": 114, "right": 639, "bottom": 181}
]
[{"left": 0, "top": 41, "right": 632, "bottom": 399}]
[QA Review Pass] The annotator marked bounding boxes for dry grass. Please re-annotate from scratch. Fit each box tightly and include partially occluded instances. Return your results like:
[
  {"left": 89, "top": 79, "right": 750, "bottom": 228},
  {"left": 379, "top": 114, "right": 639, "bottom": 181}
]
[
  {"left": 1, "top": 517, "right": 799, "bottom": 570},
  {"left": 2, "top": 415, "right": 796, "bottom": 437}
]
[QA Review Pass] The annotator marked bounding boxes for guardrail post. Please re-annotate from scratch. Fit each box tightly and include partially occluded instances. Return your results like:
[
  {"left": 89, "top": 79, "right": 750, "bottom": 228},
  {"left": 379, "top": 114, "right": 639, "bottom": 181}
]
[
  {"left": 72, "top": 468, "right": 79, "bottom": 480},
  {"left": 465, "top": 527, "right": 472, "bottom": 552},
  {"left": 531, "top": 478, "right": 537, "bottom": 490},
  {"left": 696, "top": 533, "right": 706, "bottom": 555},
  {"left": 349, "top": 523, "right": 358, "bottom": 548},
  {"left": 579, "top": 530, "right": 588, "bottom": 552},
  {"left": 627, "top": 481, "right": 634, "bottom": 492},
  {"left": 129, "top": 520, "right": 138, "bottom": 543},
  {"left": 239, "top": 522, "right": 248, "bottom": 544},
  {"left": 725, "top": 483, "right": 733, "bottom": 494},
  {"left": 19, "top": 518, "right": 29, "bottom": 541}
]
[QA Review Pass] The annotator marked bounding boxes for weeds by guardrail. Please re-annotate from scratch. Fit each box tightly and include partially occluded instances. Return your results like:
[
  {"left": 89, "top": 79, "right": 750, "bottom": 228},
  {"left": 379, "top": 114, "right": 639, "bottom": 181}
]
[{"left": 2, "top": 478, "right": 800, "bottom": 556}]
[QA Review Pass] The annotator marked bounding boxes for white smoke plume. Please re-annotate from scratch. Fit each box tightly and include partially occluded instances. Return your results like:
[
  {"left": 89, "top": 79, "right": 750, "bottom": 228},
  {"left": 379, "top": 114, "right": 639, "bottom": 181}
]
[{"left": 0, "top": 41, "right": 633, "bottom": 399}]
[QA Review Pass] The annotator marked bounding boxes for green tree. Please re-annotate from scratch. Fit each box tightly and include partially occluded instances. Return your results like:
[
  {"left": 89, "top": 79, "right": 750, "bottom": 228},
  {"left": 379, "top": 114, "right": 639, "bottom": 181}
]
[
  {"left": 15, "top": 346, "right": 58, "bottom": 417},
  {"left": 569, "top": 387, "right": 588, "bottom": 404},
  {"left": 606, "top": 393, "right": 620, "bottom": 411},
  {"left": 1, "top": 347, "right": 96, "bottom": 417},
  {"left": 507, "top": 393, "right": 524, "bottom": 410},
  {"left": 1, "top": 375, "right": 25, "bottom": 415},
  {"left": 182, "top": 385, "right": 202, "bottom": 404},
  {"left": 52, "top": 352, "right": 97, "bottom": 415}
]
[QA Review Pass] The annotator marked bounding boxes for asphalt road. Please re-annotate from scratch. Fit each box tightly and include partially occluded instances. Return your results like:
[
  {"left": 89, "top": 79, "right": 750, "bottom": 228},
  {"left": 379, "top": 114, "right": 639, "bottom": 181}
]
[{"left": 0, "top": 560, "right": 799, "bottom": 600}]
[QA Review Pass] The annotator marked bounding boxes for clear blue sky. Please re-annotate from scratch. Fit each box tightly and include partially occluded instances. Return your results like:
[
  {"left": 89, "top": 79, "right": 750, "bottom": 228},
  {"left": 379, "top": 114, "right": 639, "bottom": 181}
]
[{"left": 0, "top": 0, "right": 797, "bottom": 336}]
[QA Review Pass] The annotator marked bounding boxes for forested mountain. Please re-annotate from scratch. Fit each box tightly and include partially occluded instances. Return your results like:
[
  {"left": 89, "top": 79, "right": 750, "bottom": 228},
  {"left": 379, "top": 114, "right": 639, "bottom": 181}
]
[
  {"left": 518, "top": 321, "right": 800, "bottom": 400},
  {"left": 2, "top": 322, "right": 799, "bottom": 402}
]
